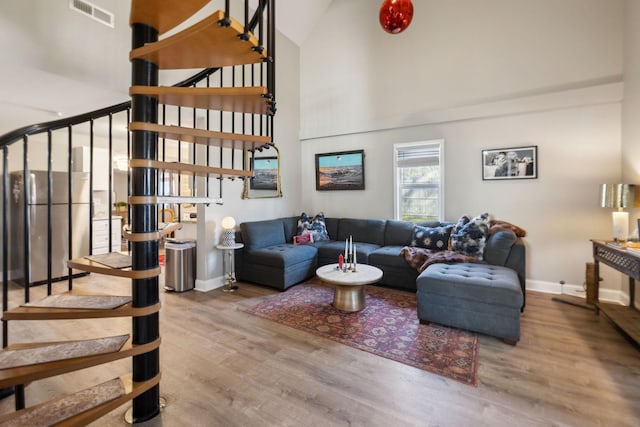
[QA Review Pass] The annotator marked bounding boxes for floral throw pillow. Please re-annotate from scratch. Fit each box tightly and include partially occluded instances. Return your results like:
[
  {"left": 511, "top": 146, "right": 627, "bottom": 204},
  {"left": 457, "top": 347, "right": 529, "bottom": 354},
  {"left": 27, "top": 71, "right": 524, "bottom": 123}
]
[
  {"left": 411, "top": 225, "right": 453, "bottom": 250},
  {"left": 451, "top": 213, "right": 491, "bottom": 260},
  {"left": 297, "top": 212, "right": 330, "bottom": 242}
]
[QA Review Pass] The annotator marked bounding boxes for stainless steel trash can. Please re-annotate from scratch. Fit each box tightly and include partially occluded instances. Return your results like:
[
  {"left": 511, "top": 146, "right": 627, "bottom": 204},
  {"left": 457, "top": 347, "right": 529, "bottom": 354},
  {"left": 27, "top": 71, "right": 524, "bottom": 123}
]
[{"left": 164, "top": 239, "right": 196, "bottom": 292}]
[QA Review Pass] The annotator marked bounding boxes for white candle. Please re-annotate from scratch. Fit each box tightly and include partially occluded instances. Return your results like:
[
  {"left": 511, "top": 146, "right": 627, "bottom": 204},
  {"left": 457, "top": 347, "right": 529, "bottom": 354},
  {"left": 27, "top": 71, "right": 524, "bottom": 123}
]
[
  {"left": 349, "top": 235, "right": 353, "bottom": 257},
  {"left": 345, "top": 238, "right": 348, "bottom": 258},
  {"left": 354, "top": 244, "right": 357, "bottom": 265}
]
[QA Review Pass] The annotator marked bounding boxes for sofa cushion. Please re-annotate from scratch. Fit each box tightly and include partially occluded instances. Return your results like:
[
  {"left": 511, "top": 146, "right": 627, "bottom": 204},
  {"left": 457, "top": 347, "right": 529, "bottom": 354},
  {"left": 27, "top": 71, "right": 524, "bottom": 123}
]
[
  {"left": 324, "top": 217, "right": 339, "bottom": 239},
  {"left": 368, "top": 246, "right": 408, "bottom": 268},
  {"left": 411, "top": 225, "right": 453, "bottom": 250},
  {"left": 337, "top": 218, "right": 386, "bottom": 245},
  {"left": 297, "top": 212, "right": 330, "bottom": 241},
  {"left": 451, "top": 213, "right": 490, "bottom": 261},
  {"left": 416, "top": 221, "right": 446, "bottom": 228},
  {"left": 241, "top": 219, "right": 286, "bottom": 250},
  {"left": 384, "top": 220, "right": 415, "bottom": 246},
  {"left": 314, "top": 240, "right": 381, "bottom": 264},
  {"left": 281, "top": 216, "right": 299, "bottom": 242},
  {"left": 247, "top": 244, "right": 318, "bottom": 268},
  {"left": 484, "top": 229, "right": 518, "bottom": 266}
]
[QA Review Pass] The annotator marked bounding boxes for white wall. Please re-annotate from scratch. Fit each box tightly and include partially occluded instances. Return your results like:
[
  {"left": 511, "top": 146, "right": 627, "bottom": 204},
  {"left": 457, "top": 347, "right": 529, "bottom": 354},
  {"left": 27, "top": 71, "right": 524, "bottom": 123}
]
[
  {"left": 301, "top": 0, "right": 623, "bottom": 139},
  {"left": 623, "top": 1, "right": 640, "bottom": 197},
  {"left": 300, "top": 0, "right": 626, "bottom": 296},
  {"left": 622, "top": 0, "right": 640, "bottom": 305},
  {"left": 196, "top": 32, "right": 301, "bottom": 290}
]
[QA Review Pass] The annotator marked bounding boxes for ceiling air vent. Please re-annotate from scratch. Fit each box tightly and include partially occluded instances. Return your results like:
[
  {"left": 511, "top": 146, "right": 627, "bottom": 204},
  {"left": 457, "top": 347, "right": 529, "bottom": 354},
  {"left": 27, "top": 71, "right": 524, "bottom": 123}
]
[{"left": 69, "top": 0, "right": 114, "bottom": 28}]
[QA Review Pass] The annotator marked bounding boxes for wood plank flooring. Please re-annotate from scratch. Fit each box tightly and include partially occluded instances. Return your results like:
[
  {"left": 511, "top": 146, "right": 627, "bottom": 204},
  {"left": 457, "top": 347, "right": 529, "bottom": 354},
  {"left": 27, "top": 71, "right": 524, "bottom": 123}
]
[{"left": 1, "top": 274, "right": 639, "bottom": 426}]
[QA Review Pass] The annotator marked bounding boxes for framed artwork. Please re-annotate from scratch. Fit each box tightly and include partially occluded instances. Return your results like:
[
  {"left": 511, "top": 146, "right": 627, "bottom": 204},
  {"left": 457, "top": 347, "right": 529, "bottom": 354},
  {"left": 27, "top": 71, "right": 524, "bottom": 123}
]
[
  {"left": 482, "top": 146, "right": 537, "bottom": 180},
  {"left": 315, "top": 150, "right": 365, "bottom": 191},
  {"left": 250, "top": 156, "right": 278, "bottom": 190}
]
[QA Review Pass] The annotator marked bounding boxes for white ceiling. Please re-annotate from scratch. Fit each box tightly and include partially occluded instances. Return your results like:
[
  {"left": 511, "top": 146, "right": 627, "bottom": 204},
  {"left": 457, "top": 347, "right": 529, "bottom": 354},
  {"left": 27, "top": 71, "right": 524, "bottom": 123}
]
[
  {"left": 276, "top": 0, "right": 333, "bottom": 46},
  {"left": 0, "top": 0, "right": 332, "bottom": 137}
]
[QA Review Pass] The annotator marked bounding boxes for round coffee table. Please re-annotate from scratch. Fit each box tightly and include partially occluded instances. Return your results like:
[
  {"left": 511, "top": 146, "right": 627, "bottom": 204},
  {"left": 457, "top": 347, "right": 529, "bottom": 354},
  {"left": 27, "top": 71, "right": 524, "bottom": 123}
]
[{"left": 316, "top": 264, "right": 383, "bottom": 312}]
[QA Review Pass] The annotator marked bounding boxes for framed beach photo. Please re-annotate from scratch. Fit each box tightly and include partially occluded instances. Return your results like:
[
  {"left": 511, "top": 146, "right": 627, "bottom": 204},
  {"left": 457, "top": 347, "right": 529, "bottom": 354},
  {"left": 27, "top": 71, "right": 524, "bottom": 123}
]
[
  {"left": 482, "top": 146, "right": 537, "bottom": 180},
  {"left": 315, "top": 150, "right": 365, "bottom": 191},
  {"left": 250, "top": 156, "right": 278, "bottom": 190}
]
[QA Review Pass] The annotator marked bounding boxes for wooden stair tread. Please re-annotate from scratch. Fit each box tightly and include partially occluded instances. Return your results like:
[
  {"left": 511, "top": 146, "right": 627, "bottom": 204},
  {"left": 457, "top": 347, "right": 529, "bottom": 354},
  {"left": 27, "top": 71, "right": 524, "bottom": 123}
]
[
  {"left": 129, "top": 122, "right": 271, "bottom": 150},
  {"left": 67, "top": 257, "right": 161, "bottom": 279},
  {"left": 0, "top": 373, "right": 160, "bottom": 427},
  {"left": 130, "top": 9, "right": 265, "bottom": 69},
  {"left": 0, "top": 338, "right": 160, "bottom": 389},
  {"left": 130, "top": 0, "right": 209, "bottom": 35},
  {"left": 129, "top": 159, "right": 253, "bottom": 178},
  {"left": 128, "top": 195, "right": 225, "bottom": 205},
  {"left": 129, "top": 85, "right": 273, "bottom": 115},
  {"left": 23, "top": 294, "right": 132, "bottom": 310},
  {"left": 0, "top": 335, "right": 128, "bottom": 370},
  {"left": 3, "top": 301, "right": 160, "bottom": 321}
]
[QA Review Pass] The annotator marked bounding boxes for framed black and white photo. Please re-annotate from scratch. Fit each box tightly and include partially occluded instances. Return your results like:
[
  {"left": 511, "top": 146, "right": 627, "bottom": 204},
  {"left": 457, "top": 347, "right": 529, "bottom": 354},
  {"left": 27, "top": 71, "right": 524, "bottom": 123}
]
[
  {"left": 315, "top": 150, "right": 365, "bottom": 191},
  {"left": 482, "top": 146, "right": 537, "bottom": 180},
  {"left": 250, "top": 156, "right": 278, "bottom": 190}
]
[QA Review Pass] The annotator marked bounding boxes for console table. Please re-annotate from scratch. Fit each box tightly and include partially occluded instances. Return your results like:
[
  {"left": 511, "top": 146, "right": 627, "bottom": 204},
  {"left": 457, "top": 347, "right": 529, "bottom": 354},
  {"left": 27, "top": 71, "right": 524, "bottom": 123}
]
[{"left": 592, "top": 240, "right": 640, "bottom": 344}]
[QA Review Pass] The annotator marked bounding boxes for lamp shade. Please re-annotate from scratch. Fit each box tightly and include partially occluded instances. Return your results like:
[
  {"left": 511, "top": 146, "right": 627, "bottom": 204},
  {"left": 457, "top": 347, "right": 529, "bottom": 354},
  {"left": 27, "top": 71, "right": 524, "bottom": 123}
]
[
  {"left": 600, "top": 184, "right": 635, "bottom": 209},
  {"left": 600, "top": 184, "right": 636, "bottom": 243},
  {"left": 221, "top": 216, "right": 236, "bottom": 230},
  {"left": 220, "top": 216, "right": 237, "bottom": 246}
]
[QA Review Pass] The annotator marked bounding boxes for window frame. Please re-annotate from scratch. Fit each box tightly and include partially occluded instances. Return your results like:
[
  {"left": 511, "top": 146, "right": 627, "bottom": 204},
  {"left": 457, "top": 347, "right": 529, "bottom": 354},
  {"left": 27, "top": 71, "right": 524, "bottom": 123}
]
[{"left": 392, "top": 139, "right": 445, "bottom": 222}]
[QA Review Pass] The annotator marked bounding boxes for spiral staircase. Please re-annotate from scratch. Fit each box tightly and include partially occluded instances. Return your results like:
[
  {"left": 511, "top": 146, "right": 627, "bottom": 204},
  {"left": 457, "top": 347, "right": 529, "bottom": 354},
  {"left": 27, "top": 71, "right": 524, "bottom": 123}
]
[{"left": 0, "top": 0, "right": 275, "bottom": 424}]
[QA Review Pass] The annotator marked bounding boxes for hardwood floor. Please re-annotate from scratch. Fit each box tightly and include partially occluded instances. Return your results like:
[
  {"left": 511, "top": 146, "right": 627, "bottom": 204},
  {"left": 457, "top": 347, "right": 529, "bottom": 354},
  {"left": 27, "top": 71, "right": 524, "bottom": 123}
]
[{"left": 1, "top": 274, "right": 639, "bottom": 426}]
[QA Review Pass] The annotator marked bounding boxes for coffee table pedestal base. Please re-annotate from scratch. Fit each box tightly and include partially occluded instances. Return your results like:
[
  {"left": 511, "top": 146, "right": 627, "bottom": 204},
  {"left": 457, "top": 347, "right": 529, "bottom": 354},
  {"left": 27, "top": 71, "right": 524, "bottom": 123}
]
[{"left": 333, "top": 285, "right": 365, "bottom": 312}]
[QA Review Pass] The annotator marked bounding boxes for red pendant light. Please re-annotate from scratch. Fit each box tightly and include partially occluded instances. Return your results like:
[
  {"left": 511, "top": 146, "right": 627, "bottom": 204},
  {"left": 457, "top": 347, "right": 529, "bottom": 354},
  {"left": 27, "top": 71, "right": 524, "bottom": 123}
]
[{"left": 379, "top": 0, "right": 414, "bottom": 34}]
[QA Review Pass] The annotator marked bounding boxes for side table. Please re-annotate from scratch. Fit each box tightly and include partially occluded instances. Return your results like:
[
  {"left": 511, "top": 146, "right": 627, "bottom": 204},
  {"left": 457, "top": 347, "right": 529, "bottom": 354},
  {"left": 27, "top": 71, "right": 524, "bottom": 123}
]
[
  {"left": 216, "top": 243, "right": 244, "bottom": 292},
  {"left": 591, "top": 239, "right": 640, "bottom": 345}
]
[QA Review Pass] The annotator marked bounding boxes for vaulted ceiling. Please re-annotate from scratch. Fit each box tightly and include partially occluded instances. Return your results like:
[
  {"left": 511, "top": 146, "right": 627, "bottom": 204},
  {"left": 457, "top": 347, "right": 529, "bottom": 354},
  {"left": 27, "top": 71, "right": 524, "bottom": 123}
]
[{"left": 0, "top": 0, "right": 332, "bottom": 136}]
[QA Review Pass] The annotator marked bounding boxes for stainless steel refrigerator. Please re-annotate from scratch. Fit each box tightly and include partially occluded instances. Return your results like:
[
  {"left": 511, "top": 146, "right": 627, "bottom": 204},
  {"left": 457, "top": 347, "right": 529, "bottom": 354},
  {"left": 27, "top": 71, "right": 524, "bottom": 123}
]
[{"left": 8, "top": 170, "right": 90, "bottom": 286}]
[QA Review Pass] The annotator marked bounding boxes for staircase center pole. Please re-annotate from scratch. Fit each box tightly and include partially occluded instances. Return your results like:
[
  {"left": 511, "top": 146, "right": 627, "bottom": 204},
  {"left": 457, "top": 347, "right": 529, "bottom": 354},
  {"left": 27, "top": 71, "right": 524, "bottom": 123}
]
[{"left": 130, "top": 22, "right": 160, "bottom": 423}]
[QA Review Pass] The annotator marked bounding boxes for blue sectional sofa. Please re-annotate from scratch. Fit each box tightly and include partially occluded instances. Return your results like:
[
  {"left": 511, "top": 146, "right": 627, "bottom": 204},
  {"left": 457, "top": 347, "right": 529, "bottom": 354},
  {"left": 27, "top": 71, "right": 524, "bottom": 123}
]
[{"left": 235, "top": 215, "right": 526, "bottom": 343}]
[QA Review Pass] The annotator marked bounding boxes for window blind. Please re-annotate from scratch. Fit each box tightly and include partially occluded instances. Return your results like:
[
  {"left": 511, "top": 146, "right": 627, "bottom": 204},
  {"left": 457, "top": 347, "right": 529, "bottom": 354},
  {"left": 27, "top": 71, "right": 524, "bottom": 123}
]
[{"left": 395, "top": 144, "right": 440, "bottom": 168}]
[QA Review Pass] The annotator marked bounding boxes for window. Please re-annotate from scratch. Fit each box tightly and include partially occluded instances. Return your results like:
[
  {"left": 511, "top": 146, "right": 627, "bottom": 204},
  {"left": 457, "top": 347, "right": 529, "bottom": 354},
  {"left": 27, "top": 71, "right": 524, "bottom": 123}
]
[{"left": 393, "top": 140, "right": 443, "bottom": 222}]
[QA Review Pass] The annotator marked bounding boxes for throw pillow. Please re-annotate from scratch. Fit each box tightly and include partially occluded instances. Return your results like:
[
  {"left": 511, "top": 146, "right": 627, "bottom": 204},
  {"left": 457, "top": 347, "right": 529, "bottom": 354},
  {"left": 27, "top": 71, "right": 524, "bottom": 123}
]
[
  {"left": 297, "top": 212, "right": 330, "bottom": 242},
  {"left": 451, "top": 213, "right": 491, "bottom": 260},
  {"left": 411, "top": 225, "right": 453, "bottom": 250}
]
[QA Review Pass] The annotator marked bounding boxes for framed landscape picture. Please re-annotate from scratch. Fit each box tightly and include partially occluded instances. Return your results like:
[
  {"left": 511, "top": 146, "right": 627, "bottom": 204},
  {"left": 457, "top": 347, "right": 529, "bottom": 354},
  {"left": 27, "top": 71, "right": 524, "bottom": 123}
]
[
  {"left": 315, "top": 150, "right": 365, "bottom": 191},
  {"left": 482, "top": 146, "right": 537, "bottom": 180},
  {"left": 250, "top": 156, "right": 278, "bottom": 190}
]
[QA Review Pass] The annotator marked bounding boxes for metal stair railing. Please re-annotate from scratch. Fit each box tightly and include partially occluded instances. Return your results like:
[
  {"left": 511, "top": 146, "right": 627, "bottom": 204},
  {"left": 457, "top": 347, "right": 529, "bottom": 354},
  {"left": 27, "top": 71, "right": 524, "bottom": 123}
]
[{"left": 0, "top": 0, "right": 275, "bottom": 415}]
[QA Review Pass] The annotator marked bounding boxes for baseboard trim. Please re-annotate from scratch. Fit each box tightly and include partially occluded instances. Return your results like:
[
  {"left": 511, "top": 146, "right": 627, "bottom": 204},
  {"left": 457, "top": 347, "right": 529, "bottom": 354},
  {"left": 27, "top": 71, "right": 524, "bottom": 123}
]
[
  {"left": 195, "top": 276, "right": 225, "bottom": 292},
  {"left": 526, "top": 279, "right": 627, "bottom": 305}
]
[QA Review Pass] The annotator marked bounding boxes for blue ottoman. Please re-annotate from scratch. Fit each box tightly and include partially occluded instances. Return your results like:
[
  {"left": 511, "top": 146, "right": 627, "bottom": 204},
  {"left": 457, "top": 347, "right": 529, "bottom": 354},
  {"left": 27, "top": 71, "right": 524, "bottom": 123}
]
[{"left": 416, "top": 263, "right": 524, "bottom": 344}]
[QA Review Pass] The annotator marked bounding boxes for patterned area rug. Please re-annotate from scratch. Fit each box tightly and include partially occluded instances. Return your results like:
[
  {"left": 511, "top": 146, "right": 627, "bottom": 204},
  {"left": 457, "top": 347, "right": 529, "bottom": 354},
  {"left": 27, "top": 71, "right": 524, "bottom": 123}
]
[{"left": 244, "top": 281, "right": 479, "bottom": 385}]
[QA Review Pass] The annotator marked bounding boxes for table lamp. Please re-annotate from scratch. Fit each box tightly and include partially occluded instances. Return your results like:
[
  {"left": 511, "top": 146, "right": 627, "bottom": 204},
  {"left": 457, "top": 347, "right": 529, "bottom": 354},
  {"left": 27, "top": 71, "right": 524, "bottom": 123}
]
[
  {"left": 600, "top": 184, "right": 635, "bottom": 243},
  {"left": 221, "top": 216, "right": 236, "bottom": 246}
]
